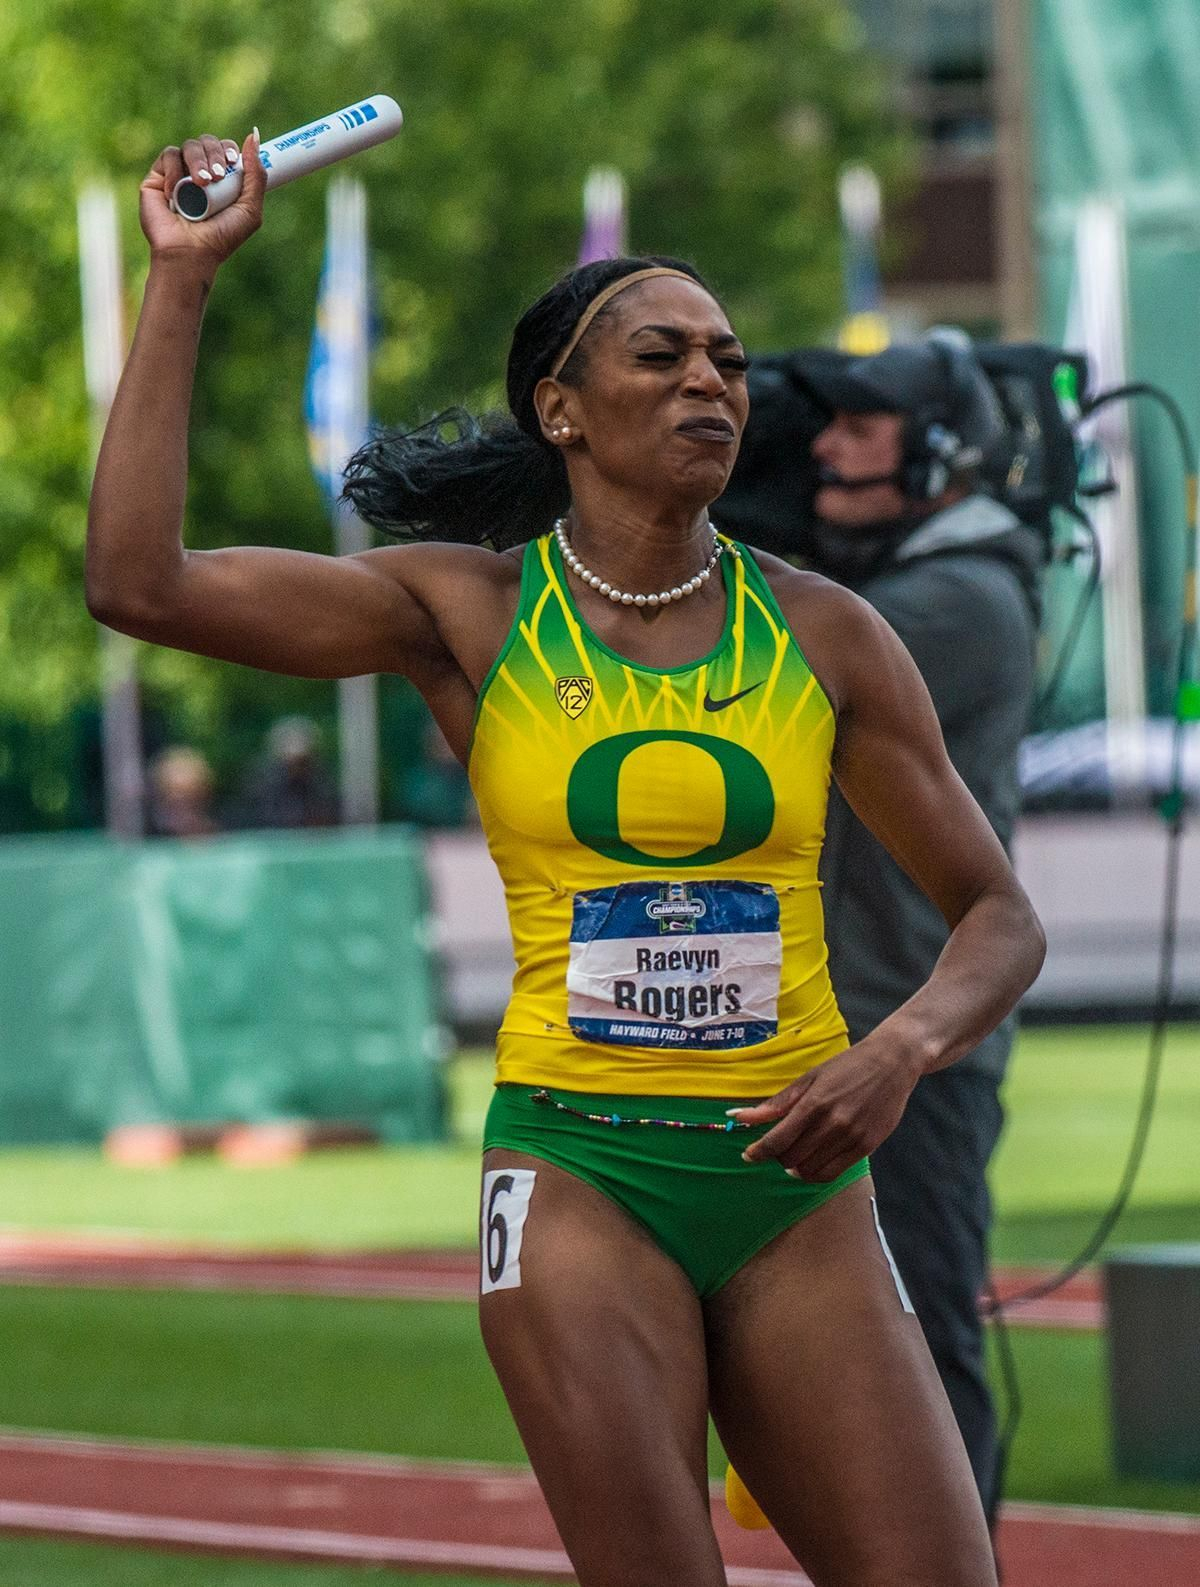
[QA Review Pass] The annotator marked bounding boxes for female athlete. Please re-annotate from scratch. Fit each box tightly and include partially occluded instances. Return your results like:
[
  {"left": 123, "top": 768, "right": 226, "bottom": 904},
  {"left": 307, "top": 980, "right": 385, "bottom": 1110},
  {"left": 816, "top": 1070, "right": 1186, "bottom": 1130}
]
[{"left": 87, "top": 129, "right": 1044, "bottom": 1587}]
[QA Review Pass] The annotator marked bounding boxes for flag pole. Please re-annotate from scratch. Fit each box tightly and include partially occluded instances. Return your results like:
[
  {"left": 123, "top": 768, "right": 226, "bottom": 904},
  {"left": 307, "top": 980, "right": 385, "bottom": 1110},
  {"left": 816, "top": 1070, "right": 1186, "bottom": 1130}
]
[
  {"left": 1068, "top": 199, "right": 1147, "bottom": 798},
  {"left": 78, "top": 183, "right": 145, "bottom": 838},
  {"left": 322, "top": 175, "right": 379, "bottom": 825}
]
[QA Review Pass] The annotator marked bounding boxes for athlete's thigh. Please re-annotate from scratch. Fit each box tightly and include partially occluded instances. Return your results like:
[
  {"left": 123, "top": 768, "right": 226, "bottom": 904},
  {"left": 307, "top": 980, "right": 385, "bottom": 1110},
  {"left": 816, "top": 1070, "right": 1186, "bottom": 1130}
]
[
  {"left": 704, "top": 1175, "right": 995, "bottom": 1587},
  {"left": 478, "top": 1147, "right": 726, "bottom": 1587}
]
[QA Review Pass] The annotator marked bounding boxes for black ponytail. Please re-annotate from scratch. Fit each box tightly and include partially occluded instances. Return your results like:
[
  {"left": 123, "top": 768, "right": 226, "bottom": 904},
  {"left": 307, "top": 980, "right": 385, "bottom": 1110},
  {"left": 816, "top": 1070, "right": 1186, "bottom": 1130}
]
[
  {"left": 341, "top": 255, "right": 711, "bottom": 550},
  {"left": 342, "top": 409, "right": 569, "bottom": 549}
]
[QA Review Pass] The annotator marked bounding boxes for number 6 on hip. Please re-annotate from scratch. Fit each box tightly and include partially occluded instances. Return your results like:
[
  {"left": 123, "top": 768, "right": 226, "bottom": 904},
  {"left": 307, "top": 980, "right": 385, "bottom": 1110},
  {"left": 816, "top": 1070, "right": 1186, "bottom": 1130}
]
[{"left": 481, "top": 1169, "right": 537, "bottom": 1295}]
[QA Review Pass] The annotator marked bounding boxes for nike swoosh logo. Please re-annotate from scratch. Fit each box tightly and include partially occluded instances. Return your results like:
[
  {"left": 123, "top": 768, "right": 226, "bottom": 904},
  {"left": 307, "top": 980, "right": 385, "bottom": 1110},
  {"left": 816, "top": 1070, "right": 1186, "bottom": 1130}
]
[{"left": 702, "top": 681, "right": 765, "bottom": 712}]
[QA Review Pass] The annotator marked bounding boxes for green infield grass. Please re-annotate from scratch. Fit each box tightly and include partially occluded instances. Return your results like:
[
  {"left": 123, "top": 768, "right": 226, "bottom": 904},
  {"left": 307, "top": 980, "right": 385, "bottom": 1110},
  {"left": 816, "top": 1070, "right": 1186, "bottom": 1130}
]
[
  {"left": 0, "top": 1026, "right": 1197, "bottom": 1262},
  {"left": 0, "top": 1051, "right": 489, "bottom": 1250},
  {"left": 0, "top": 1535, "right": 504, "bottom": 1587},
  {"left": 0, "top": 1288, "right": 521, "bottom": 1463},
  {"left": 990, "top": 1022, "right": 1200, "bottom": 1215},
  {"left": 0, "top": 1135, "right": 484, "bottom": 1252},
  {"left": 0, "top": 1283, "right": 1198, "bottom": 1517},
  {"left": 985, "top": 1325, "right": 1200, "bottom": 1512}
]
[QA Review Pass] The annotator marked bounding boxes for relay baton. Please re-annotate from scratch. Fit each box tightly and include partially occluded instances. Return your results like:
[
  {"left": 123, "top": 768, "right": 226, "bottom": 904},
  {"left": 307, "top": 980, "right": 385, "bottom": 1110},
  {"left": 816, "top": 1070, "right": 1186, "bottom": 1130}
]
[{"left": 170, "top": 94, "right": 403, "bottom": 222}]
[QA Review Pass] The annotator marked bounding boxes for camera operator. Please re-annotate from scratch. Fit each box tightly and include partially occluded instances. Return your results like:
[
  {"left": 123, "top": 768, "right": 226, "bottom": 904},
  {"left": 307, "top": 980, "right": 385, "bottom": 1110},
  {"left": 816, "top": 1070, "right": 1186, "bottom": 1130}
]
[{"left": 798, "top": 333, "right": 1042, "bottom": 1527}]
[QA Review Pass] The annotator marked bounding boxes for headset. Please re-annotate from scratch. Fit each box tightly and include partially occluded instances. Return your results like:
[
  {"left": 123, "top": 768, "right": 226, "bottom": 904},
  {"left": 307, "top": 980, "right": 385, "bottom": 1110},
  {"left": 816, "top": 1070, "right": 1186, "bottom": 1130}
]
[
  {"left": 717, "top": 336, "right": 1090, "bottom": 563},
  {"left": 895, "top": 328, "right": 1014, "bottom": 500}
]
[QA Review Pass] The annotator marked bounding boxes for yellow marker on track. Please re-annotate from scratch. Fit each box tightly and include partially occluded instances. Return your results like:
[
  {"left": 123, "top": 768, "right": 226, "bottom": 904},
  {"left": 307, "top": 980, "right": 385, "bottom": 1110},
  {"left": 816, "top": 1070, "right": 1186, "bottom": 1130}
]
[{"left": 725, "top": 1464, "right": 772, "bottom": 1530}]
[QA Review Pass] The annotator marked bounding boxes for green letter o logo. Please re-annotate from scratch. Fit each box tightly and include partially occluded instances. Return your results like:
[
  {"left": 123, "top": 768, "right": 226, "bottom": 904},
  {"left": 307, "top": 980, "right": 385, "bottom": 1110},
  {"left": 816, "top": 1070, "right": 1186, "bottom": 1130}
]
[{"left": 566, "top": 731, "right": 775, "bottom": 867}]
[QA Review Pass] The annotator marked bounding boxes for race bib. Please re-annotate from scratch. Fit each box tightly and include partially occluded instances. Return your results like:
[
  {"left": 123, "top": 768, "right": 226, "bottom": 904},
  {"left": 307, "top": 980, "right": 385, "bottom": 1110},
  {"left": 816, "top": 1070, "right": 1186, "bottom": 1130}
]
[{"left": 566, "top": 880, "right": 781, "bottom": 1050}]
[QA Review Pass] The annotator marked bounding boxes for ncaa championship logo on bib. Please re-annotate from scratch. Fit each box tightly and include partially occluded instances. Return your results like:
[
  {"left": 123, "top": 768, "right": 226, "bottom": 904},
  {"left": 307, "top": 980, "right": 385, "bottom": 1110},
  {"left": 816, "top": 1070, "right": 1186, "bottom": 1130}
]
[
  {"left": 566, "top": 879, "right": 782, "bottom": 1050},
  {"left": 555, "top": 676, "right": 593, "bottom": 719},
  {"left": 648, "top": 881, "right": 705, "bottom": 933}
]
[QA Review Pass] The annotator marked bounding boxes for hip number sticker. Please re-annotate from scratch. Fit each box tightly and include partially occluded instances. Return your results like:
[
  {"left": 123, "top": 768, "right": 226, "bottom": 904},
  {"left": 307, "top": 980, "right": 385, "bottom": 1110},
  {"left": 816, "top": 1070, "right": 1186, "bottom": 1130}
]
[{"left": 481, "top": 1168, "right": 537, "bottom": 1295}]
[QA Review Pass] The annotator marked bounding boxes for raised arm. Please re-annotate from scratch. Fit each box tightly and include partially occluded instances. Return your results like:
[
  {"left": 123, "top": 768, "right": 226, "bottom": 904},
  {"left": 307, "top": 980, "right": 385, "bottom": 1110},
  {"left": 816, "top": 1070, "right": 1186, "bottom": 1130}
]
[
  {"left": 736, "top": 577, "right": 1045, "bottom": 1180},
  {"left": 86, "top": 130, "right": 494, "bottom": 689}
]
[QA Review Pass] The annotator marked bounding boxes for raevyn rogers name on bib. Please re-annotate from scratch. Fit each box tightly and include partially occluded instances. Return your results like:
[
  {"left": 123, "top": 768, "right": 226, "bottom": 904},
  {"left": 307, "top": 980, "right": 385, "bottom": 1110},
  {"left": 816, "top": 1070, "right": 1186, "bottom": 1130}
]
[
  {"left": 566, "top": 878, "right": 782, "bottom": 1050},
  {"left": 613, "top": 976, "right": 743, "bottom": 1022}
]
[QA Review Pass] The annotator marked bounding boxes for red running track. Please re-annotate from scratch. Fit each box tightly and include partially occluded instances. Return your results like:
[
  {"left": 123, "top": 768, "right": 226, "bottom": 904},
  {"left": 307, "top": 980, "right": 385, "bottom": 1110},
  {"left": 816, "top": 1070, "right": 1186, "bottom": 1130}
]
[
  {"left": 0, "top": 1430, "right": 1198, "bottom": 1586},
  {"left": 0, "top": 1235, "right": 1104, "bottom": 1328}
]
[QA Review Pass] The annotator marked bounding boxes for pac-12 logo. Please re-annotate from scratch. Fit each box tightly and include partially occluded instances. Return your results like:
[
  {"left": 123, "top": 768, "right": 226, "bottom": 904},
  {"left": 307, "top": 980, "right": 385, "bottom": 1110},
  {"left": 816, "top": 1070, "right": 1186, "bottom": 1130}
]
[
  {"left": 555, "top": 676, "right": 593, "bottom": 719},
  {"left": 646, "top": 881, "right": 707, "bottom": 934}
]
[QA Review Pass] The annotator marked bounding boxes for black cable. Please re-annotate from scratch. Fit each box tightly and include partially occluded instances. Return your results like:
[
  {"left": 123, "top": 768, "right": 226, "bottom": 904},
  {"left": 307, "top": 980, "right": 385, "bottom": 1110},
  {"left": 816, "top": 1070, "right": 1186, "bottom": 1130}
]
[
  {"left": 1087, "top": 382, "right": 1197, "bottom": 493},
  {"left": 982, "top": 1274, "right": 1021, "bottom": 1520},
  {"left": 1033, "top": 509, "right": 1102, "bottom": 721},
  {"left": 988, "top": 379, "right": 1197, "bottom": 1318},
  {"left": 991, "top": 968, "right": 1176, "bottom": 1312}
]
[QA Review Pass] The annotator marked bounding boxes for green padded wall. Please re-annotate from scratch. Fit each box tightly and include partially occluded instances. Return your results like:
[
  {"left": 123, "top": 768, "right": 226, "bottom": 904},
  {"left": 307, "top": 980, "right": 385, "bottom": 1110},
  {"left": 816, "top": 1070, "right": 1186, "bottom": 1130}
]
[{"left": 0, "top": 830, "right": 447, "bottom": 1144}]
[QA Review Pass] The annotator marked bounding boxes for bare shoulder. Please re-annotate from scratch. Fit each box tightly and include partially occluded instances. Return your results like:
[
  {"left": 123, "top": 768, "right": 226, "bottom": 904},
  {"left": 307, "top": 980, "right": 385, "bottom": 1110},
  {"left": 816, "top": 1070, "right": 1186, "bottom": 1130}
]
[
  {"left": 748, "top": 548, "right": 896, "bottom": 714},
  {"left": 357, "top": 538, "right": 526, "bottom": 687},
  {"left": 360, "top": 539, "right": 524, "bottom": 599},
  {"left": 357, "top": 539, "right": 525, "bottom": 633}
]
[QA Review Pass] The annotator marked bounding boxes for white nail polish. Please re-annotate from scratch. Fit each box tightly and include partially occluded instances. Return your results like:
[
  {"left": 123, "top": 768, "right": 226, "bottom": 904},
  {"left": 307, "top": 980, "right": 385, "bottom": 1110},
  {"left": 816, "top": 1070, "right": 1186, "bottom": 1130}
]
[
  {"left": 197, "top": 168, "right": 212, "bottom": 182},
  {"left": 212, "top": 162, "right": 226, "bottom": 177},
  {"left": 786, "top": 1168, "right": 802, "bottom": 1179},
  {"left": 725, "top": 1108, "right": 744, "bottom": 1117},
  {"left": 225, "top": 148, "right": 238, "bottom": 163}
]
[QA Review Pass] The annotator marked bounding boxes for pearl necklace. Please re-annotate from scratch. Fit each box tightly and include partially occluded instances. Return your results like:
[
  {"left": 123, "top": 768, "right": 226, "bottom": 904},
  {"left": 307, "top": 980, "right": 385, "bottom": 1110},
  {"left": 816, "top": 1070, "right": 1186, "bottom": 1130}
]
[{"left": 553, "top": 517, "right": 733, "bottom": 607}]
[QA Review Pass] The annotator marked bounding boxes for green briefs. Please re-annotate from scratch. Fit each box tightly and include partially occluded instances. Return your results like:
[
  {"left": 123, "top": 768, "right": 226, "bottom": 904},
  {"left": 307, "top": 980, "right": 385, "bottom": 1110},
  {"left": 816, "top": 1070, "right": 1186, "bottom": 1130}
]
[{"left": 483, "top": 1083, "right": 869, "bottom": 1298}]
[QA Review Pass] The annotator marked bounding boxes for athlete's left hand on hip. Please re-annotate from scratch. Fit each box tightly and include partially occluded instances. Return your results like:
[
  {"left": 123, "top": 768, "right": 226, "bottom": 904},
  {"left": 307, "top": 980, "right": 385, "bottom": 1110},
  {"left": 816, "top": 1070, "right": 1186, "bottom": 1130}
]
[{"left": 730, "top": 1039, "right": 922, "bottom": 1183}]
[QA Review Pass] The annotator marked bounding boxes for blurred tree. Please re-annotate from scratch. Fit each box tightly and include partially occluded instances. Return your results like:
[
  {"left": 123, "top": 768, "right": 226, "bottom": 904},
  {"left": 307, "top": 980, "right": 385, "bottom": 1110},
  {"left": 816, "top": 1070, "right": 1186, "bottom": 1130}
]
[{"left": 0, "top": 0, "right": 907, "bottom": 827}]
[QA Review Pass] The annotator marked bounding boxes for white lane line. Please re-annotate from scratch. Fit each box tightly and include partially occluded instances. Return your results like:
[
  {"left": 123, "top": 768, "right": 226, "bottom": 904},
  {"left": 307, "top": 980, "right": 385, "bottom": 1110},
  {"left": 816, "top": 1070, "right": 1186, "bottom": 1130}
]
[
  {"left": 0, "top": 1501, "right": 814, "bottom": 1583},
  {"left": 725, "top": 1573, "right": 811, "bottom": 1585},
  {"left": 1, "top": 1430, "right": 1194, "bottom": 1542},
  {"left": 0, "top": 1428, "right": 515, "bottom": 1481},
  {"left": 0, "top": 1501, "right": 575, "bottom": 1573},
  {"left": 1002, "top": 1500, "right": 1200, "bottom": 1534}
]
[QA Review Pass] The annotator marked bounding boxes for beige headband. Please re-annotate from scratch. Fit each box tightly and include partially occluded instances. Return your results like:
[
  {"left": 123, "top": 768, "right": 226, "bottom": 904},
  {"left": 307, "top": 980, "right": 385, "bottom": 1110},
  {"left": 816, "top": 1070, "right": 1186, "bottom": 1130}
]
[{"left": 549, "top": 267, "right": 699, "bottom": 378}]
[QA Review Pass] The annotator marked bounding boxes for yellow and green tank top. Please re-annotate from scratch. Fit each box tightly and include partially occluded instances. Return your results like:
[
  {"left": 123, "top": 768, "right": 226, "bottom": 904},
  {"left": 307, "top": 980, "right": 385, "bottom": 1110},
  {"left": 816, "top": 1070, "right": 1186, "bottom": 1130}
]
[{"left": 468, "top": 531, "right": 848, "bottom": 1097}]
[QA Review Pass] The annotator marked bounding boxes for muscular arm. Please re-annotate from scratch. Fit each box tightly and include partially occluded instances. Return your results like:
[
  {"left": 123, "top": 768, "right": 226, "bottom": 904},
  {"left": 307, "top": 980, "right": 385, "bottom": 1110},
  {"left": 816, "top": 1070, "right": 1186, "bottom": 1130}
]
[
  {"left": 87, "top": 260, "right": 446, "bottom": 679},
  {"left": 826, "top": 592, "right": 1043, "bottom": 1073},
  {"left": 85, "top": 131, "right": 504, "bottom": 699},
  {"left": 736, "top": 572, "right": 1045, "bottom": 1179}
]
